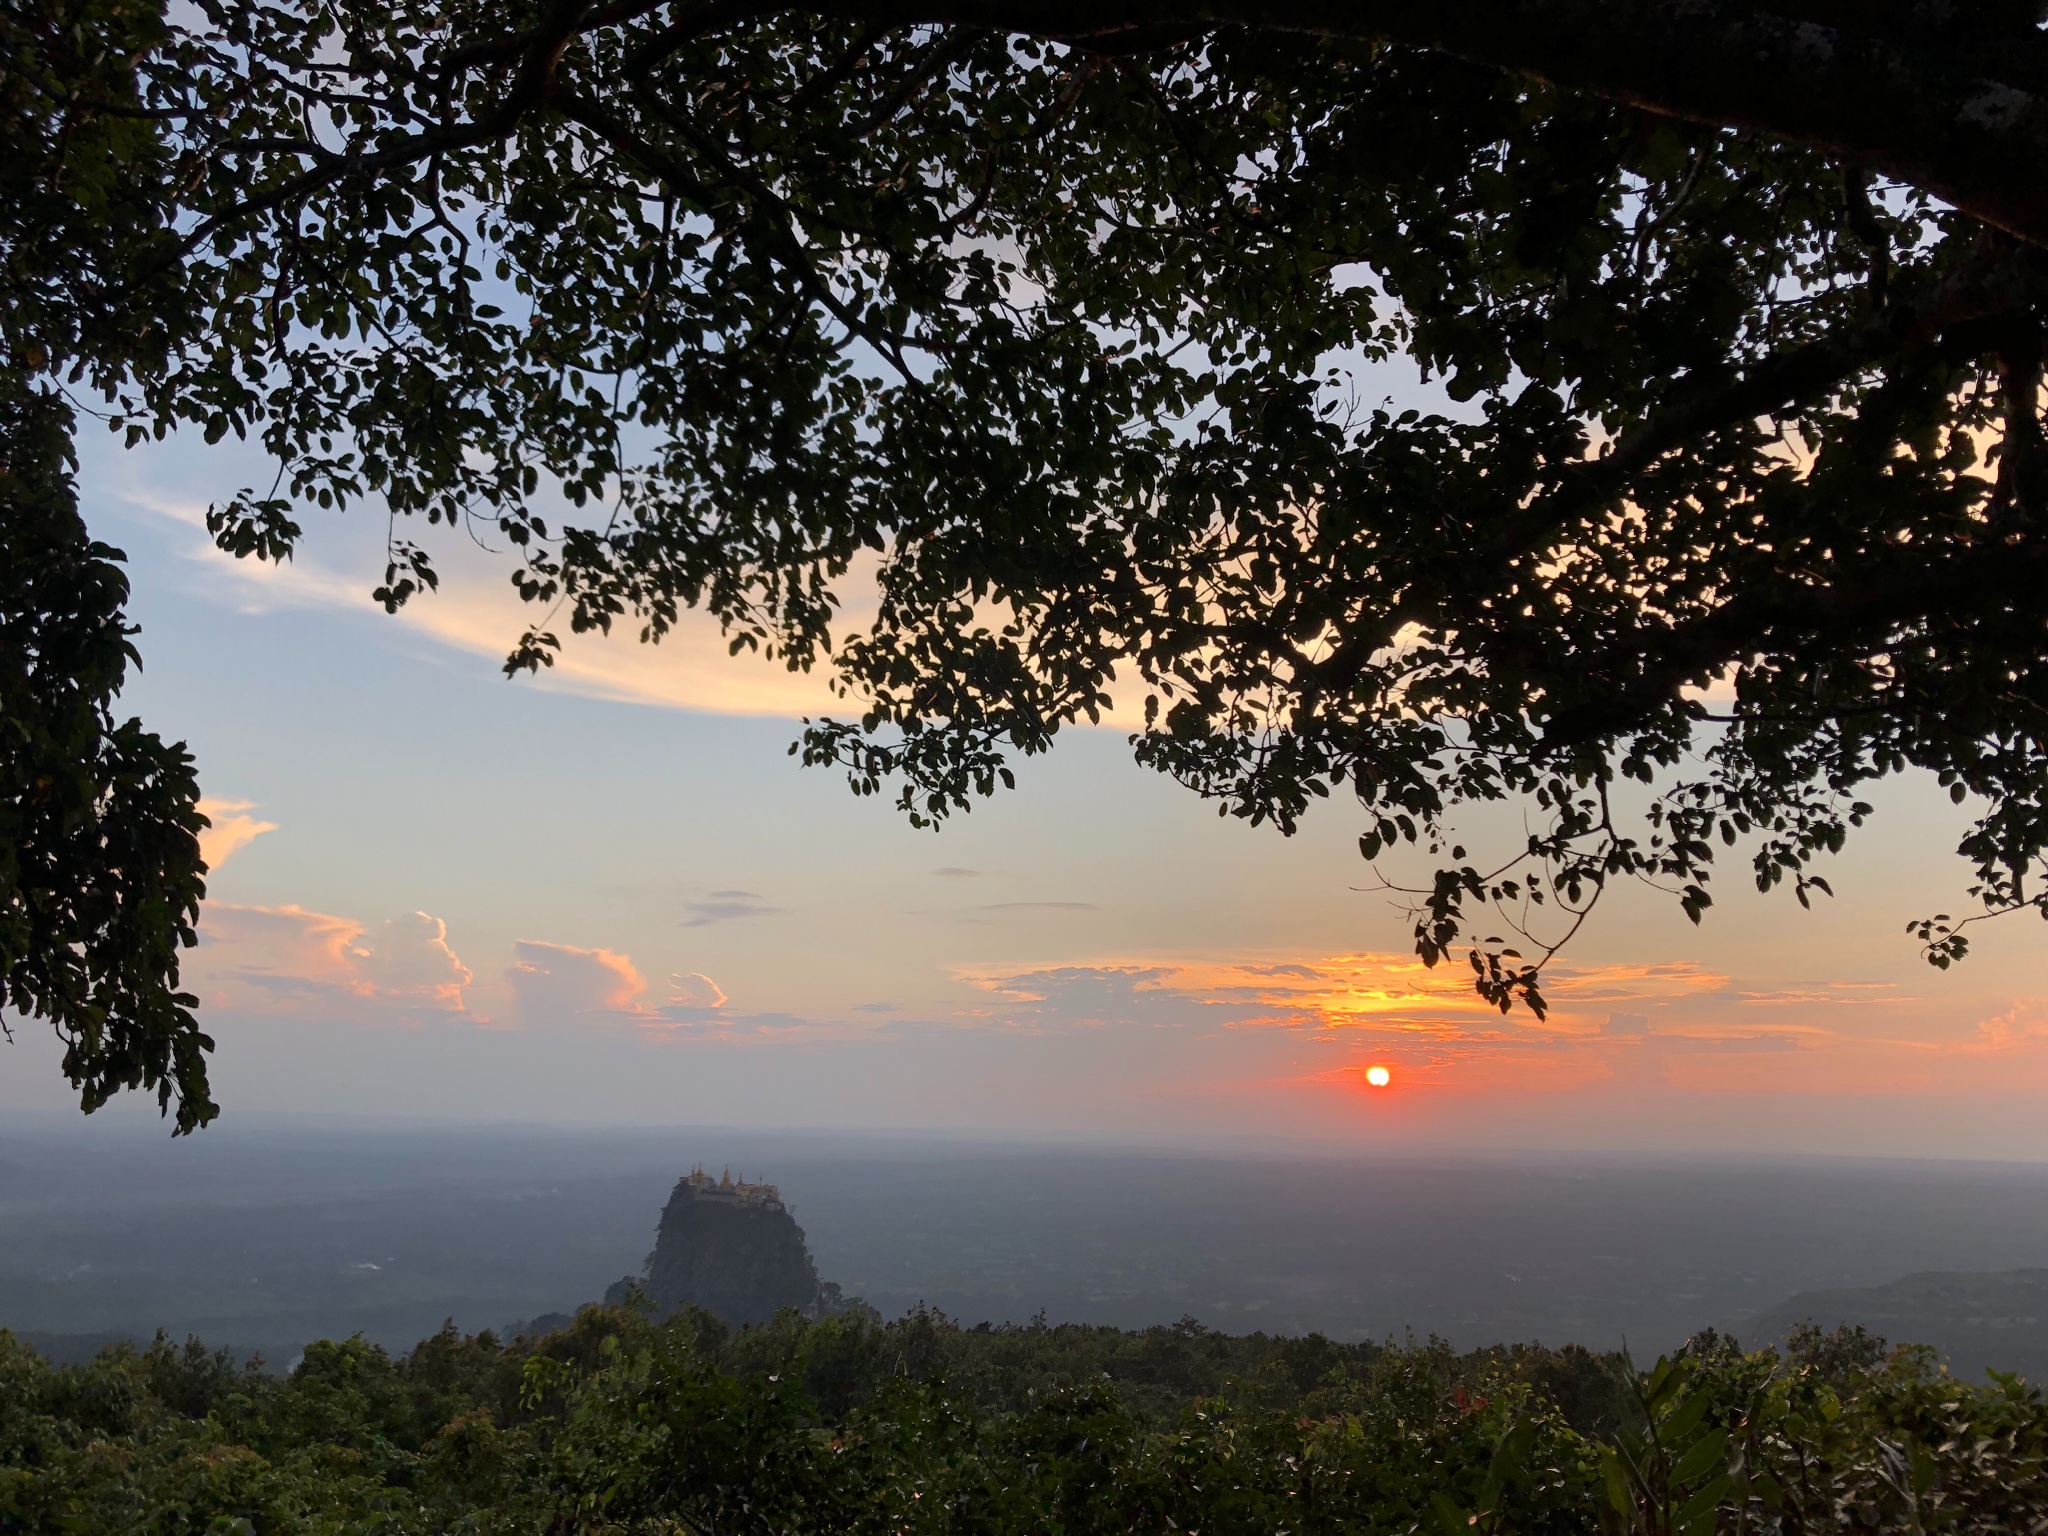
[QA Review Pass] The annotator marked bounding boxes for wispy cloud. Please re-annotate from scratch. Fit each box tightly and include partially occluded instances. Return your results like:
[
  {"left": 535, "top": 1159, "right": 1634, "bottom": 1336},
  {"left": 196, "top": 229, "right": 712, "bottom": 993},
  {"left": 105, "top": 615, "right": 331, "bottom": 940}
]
[
  {"left": 980, "top": 901, "right": 1098, "bottom": 913},
  {"left": 953, "top": 949, "right": 2012, "bottom": 1097},
  {"left": 126, "top": 487, "right": 855, "bottom": 718},
  {"left": 668, "top": 971, "right": 727, "bottom": 1010},
  {"left": 122, "top": 485, "right": 1184, "bottom": 729},
  {"left": 965, "top": 955, "right": 1531, "bottom": 1052},
  {"left": 681, "top": 890, "right": 786, "bottom": 927}
]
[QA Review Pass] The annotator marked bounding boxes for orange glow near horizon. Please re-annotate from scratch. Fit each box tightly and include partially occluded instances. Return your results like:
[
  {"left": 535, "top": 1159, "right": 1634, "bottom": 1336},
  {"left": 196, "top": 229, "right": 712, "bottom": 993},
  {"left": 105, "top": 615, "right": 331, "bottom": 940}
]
[{"left": 1365, "top": 1065, "right": 1392, "bottom": 1088}]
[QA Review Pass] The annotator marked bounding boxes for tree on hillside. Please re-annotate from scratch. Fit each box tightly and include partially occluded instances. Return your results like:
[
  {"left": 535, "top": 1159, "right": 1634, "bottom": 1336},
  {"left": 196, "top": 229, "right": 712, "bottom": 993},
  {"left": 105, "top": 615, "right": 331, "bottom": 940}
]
[{"left": 6, "top": 0, "right": 2048, "bottom": 1127}]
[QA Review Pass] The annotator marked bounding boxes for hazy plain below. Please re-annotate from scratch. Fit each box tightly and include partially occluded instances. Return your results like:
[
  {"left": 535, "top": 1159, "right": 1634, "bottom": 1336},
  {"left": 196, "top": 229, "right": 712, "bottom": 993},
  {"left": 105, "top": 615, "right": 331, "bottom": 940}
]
[{"left": 5, "top": 1120, "right": 2047, "bottom": 1376}]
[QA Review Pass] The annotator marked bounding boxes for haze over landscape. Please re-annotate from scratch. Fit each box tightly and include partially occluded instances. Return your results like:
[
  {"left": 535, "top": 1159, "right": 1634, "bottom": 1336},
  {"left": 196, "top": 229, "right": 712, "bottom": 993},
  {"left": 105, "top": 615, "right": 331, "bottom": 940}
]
[
  {"left": 3, "top": 424, "right": 2047, "bottom": 1376},
  {"left": 8, "top": 1122, "right": 2048, "bottom": 1382}
]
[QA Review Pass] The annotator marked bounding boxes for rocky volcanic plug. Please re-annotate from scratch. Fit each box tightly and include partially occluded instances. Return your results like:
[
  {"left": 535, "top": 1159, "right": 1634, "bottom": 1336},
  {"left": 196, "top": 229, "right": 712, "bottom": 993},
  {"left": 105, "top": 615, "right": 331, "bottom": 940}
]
[{"left": 608, "top": 1167, "right": 842, "bottom": 1325}]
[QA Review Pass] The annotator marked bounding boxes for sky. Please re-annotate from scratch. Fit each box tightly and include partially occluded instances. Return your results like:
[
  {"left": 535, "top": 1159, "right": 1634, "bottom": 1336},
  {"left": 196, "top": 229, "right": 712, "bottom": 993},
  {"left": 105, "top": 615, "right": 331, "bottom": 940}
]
[{"left": 5, "top": 404, "right": 2047, "bottom": 1159}]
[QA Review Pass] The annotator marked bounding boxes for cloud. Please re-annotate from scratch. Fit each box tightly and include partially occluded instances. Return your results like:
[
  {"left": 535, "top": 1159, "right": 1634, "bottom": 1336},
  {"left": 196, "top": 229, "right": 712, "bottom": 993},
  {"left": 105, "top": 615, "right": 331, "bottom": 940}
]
[
  {"left": 668, "top": 972, "right": 728, "bottom": 1010},
  {"left": 934, "top": 867, "right": 985, "bottom": 878},
  {"left": 681, "top": 891, "right": 785, "bottom": 926},
  {"left": 190, "top": 904, "right": 474, "bottom": 1022},
  {"left": 962, "top": 952, "right": 1902, "bottom": 1062},
  {"left": 507, "top": 940, "right": 647, "bottom": 1024},
  {"left": 1675, "top": 1033, "right": 1802, "bottom": 1054},
  {"left": 628, "top": 970, "right": 740, "bottom": 1030},
  {"left": 980, "top": 901, "right": 1098, "bottom": 913},
  {"left": 127, "top": 482, "right": 1166, "bottom": 728},
  {"left": 656, "top": 1008, "right": 818, "bottom": 1035},
  {"left": 503, "top": 945, "right": 739, "bottom": 1031},
  {"left": 975, "top": 965, "right": 1218, "bottom": 1030},
  {"left": 1538, "top": 960, "right": 1730, "bottom": 1002},
  {"left": 1974, "top": 1000, "right": 2048, "bottom": 1052},
  {"left": 956, "top": 951, "right": 1867, "bottom": 1096},
  {"left": 128, "top": 487, "right": 860, "bottom": 718},
  {"left": 357, "top": 913, "right": 474, "bottom": 1007},
  {"left": 966, "top": 954, "right": 1497, "bottom": 1035},
  {"left": 1733, "top": 982, "right": 1915, "bottom": 1007},
  {"left": 196, "top": 798, "right": 278, "bottom": 870}
]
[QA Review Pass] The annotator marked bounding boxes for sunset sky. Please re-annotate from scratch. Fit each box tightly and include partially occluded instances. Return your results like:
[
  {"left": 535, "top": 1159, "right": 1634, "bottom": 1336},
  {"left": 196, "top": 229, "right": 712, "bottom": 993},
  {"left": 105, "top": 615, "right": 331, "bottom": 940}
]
[{"left": 9, "top": 409, "right": 2048, "bottom": 1158}]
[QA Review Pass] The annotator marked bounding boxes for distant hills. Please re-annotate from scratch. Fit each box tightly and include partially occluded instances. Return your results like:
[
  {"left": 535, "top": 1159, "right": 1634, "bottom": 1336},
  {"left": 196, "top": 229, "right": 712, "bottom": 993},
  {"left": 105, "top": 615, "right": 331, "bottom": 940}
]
[{"left": 1742, "top": 1269, "right": 2048, "bottom": 1382}]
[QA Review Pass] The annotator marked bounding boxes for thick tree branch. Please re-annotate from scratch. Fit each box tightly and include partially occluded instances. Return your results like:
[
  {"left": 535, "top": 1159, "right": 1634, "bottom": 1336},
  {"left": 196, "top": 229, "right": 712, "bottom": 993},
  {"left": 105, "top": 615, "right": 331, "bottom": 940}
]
[
  {"left": 1534, "top": 536, "right": 2048, "bottom": 750},
  {"left": 181, "top": 0, "right": 2048, "bottom": 261},
  {"left": 179, "top": 1, "right": 597, "bottom": 252},
  {"left": 808, "top": 0, "right": 2048, "bottom": 248},
  {"left": 1497, "top": 241, "right": 2048, "bottom": 560}
]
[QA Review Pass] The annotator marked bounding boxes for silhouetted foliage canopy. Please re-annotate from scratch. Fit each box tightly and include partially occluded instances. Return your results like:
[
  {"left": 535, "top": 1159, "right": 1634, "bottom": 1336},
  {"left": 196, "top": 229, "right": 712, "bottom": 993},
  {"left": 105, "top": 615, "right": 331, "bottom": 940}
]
[{"left": 9, "top": 0, "right": 2048, "bottom": 1123}]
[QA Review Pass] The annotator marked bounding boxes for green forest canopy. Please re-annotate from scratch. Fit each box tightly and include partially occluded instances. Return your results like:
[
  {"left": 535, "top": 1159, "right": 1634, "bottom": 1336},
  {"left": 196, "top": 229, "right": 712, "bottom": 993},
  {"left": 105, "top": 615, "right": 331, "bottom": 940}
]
[
  {"left": 6, "top": 0, "right": 2048, "bottom": 1127},
  {"left": 4, "top": 1302, "right": 2046, "bottom": 1533}
]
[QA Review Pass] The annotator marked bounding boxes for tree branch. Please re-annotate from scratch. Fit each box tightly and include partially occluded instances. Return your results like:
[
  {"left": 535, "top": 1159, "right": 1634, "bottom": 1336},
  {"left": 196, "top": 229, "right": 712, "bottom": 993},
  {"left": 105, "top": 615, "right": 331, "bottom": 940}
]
[
  {"left": 1493, "top": 241, "right": 2048, "bottom": 560},
  {"left": 1532, "top": 535, "right": 2048, "bottom": 751},
  {"left": 805, "top": 0, "right": 2048, "bottom": 248}
]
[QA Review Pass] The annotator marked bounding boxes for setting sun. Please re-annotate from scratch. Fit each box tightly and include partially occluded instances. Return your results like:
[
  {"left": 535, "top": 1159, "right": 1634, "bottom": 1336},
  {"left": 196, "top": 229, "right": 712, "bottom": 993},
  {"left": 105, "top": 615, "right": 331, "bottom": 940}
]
[{"left": 1365, "top": 1065, "right": 1392, "bottom": 1088}]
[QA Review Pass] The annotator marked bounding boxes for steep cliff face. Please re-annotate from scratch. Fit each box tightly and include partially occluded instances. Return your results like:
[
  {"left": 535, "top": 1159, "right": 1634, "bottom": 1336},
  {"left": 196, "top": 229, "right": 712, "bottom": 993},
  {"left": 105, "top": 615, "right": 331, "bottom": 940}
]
[{"left": 608, "top": 1167, "right": 829, "bottom": 1325}]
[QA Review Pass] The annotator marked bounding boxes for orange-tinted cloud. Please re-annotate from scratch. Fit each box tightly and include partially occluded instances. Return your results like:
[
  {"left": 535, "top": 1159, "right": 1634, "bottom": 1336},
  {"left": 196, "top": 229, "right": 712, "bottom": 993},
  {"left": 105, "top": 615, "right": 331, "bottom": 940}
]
[
  {"left": 1973, "top": 999, "right": 2048, "bottom": 1052},
  {"left": 970, "top": 952, "right": 1730, "bottom": 1037},
  {"left": 507, "top": 940, "right": 647, "bottom": 1023},
  {"left": 669, "top": 972, "right": 728, "bottom": 1010},
  {"left": 192, "top": 904, "right": 474, "bottom": 1023},
  {"left": 195, "top": 798, "right": 278, "bottom": 870},
  {"left": 133, "top": 488, "right": 865, "bottom": 718},
  {"left": 504, "top": 942, "right": 734, "bottom": 1030},
  {"left": 963, "top": 950, "right": 2048, "bottom": 1101}
]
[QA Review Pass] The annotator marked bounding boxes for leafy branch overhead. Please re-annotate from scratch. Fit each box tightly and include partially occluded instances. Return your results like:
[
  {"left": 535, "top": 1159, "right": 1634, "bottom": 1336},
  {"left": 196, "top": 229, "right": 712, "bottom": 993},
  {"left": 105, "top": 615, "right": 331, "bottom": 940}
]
[{"left": 9, "top": 0, "right": 2048, "bottom": 1120}]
